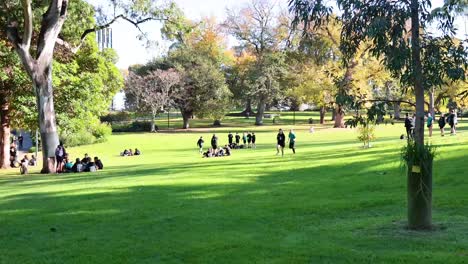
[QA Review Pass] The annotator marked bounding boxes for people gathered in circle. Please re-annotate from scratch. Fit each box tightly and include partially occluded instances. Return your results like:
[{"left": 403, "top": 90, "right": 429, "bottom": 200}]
[{"left": 200, "top": 131, "right": 257, "bottom": 158}]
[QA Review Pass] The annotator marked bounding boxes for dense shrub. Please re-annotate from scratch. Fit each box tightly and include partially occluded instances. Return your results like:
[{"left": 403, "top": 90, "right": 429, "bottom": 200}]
[
  {"left": 112, "top": 121, "right": 155, "bottom": 132},
  {"left": 91, "top": 123, "right": 112, "bottom": 142},
  {"left": 61, "top": 130, "right": 96, "bottom": 147},
  {"left": 100, "top": 111, "right": 133, "bottom": 123}
]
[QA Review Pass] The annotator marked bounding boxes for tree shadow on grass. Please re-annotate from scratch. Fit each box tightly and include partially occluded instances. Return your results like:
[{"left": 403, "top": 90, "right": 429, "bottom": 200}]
[{"left": 2, "top": 151, "right": 467, "bottom": 263}]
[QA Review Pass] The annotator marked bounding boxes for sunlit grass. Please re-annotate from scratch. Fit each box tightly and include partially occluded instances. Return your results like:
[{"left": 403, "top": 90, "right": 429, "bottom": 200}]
[{"left": 1, "top": 119, "right": 467, "bottom": 263}]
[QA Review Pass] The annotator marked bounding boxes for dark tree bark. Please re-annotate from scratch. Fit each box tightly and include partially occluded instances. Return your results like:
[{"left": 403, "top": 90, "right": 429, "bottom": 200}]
[
  {"left": 0, "top": 99, "right": 11, "bottom": 169},
  {"left": 255, "top": 99, "right": 266, "bottom": 126},
  {"left": 241, "top": 99, "right": 254, "bottom": 116},
  {"left": 333, "top": 105, "right": 345, "bottom": 128},
  {"left": 408, "top": 0, "right": 432, "bottom": 229},
  {"left": 393, "top": 102, "right": 401, "bottom": 120},
  {"left": 319, "top": 106, "right": 326, "bottom": 124},
  {"left": 181, "top": 110, "right": 192, "bottom": 129},
  {"left": 331, "top": 107, "right": 336, "bottom": 121}
]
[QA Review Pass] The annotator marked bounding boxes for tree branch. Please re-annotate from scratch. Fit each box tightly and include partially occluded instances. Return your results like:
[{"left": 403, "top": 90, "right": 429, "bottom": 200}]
[{"left": 21, "top": 0, "right": 33, "bottom": 50}]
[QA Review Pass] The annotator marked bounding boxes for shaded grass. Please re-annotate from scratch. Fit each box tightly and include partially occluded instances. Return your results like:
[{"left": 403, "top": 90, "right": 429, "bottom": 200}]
[{"left": 0, "top": 121, "right": 467, "bottom": 263}]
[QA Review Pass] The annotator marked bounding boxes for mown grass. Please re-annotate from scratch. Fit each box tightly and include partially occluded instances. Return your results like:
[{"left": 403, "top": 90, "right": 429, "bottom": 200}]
[{"left": 1, "top": 119, "right": 467, "bottom": 263}]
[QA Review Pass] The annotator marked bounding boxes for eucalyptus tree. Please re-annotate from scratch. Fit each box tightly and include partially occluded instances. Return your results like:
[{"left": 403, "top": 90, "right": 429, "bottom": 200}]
[
  {"left": 1, "top": 0, "right": 180, "bottom": 172},
  {"left": 290, "top": 0, "right": 467, "bottom": 229}
]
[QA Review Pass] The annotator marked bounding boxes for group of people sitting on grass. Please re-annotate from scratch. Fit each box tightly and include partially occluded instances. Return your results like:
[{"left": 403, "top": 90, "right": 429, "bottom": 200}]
[
  {"left": 65, "top": 154, "right": 104, "bottom": 173},
  {"left": 196, "top": 131, "right": 257, "bottom": 158},
  {"left": 201, "top": 145, "right": 232, "bottom": 158},
  {"left": 9, "top": 145, "right": 37, "bottom": 168},
  {"left": 404, "top": 109, "right": 458, "bottom": 140},
  {"left": 120, "top": 148, "right": 141, "bottom": 156},
  {"left": 54, "top": 143, "right": 103, "bottom": 173}
]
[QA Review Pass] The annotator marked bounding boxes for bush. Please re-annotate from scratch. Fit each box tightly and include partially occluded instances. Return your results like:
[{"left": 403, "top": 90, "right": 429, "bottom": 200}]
[
  {"left": 28, "top": 147, "right": 37, "bottom": 153},
  {"left": 91, "top": 123, "right": 112, "bottom": 143},
  {"left": 357, "top": 123, "right": 376, "bottom": 148},
  {"left": 61, "top": 130, "right": 96, "bottom": 147},
  {"left": 112, "top": 121, "right": 155, "bottom": 132},
  {"left": 100, "top": 111, "right": 132, "bottom": 123}
]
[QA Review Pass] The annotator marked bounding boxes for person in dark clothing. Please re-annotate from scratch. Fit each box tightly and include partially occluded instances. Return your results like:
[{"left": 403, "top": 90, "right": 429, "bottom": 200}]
[
  {"left": 223, "top": 145, "right": 231, "bottom": 156},
  {"left": 247, "top": 132, "right": 252, "bottom": 148},
  {"left": 18, "top": 134, "right": 24, "bottom": 149},
  {"left": 55, "top": 143, "right": 66, "bottom": 173},
  {"left": 72, "top": 158, "right": 82, "bottom": 173},
  {"left": 242, "top": 132, "right": 247, "bottom": 145},
  {"left": 288, "top": 129, "right": 296, "bottom": 154},
  {"left": 235, "top": 133, "right": 240, "bottom": 145},
  {"left": 251, "top": 133, "right": 256, "bottom": 148},
  {"left": 228, "top": 132, "right": 233, "bottom": 145},
  {"left": 404, "top": 113, "right": 413, "bottom": 140},
  {"left": 9, "top": 146, "right": 18, "bottom": 168},
  {"left": 134, "top": 148, "right": 141, "bottom": 155},
  {"left": 84, "top": 157, "right": 96, "bottom": 172},
  {"left": 81, "top": 153, "right": 89, "bottom": 163},
  {"left": 438, "top": 114, "right": 446, "bottom": 136},
  {"left": 94, "top": 157, "right": 104, "bottom": 170},
  {"left": 197, "top": 136, "right": 204, "bottom": 153},
  {"left": 211, "top": 134, "right": 218, "bottom": 149},
  {"left": 276, "top": 129, "right": 286, "bottom": 157}
]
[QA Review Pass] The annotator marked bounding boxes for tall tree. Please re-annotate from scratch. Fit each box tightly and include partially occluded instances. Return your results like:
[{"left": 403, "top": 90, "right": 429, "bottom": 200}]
[
  {"left": 224, "top": 0, "right": 288, "bottom": 125},
  {"left": 126, "top": 69, "right": 181, "bottom": 132},
  {"left": 290, "top": 0, "right": 467, "bottom": 229},
  {"left": 1, "top": 0, "right": 180, "bottom": 173}
]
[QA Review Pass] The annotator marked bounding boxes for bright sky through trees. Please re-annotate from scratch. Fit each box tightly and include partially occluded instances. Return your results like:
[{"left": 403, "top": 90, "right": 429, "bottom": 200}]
[{"left": 89, "top": 0, "right": 465, "bottom": 69}]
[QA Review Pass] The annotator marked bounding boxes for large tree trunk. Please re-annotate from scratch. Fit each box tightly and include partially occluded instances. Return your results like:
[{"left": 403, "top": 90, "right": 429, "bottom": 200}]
[
  {"left": 393, "top": 102, "right": 401, "bottom": 120},
  {"left": 333, "top": 105, "right": 345, "bottom": 128},
  {"left": 181, "top": 110, "right": 192, "bottom": 129},
  {"left": 429, "top": 87, "right": 435, "bottom": 118},
  {"left": 0, "top": 100, "right": 10, "bottom": 169},
  {"left": 319, "top": 106, "right": 326, "bottom": 124},
  {"left": 408, "top": 0, "right": 432, "bottom": 230},
  {"left": 255, "top": 99, "right": 266, "bottom": 126},
  {"left": 241, "top": 99, "right": 253, "bottom": 116},
  {"left": 7, "top": 0, "right": 69, "bottom": 174},
  {"left": 151, "top": 110, "right": 156, "bottom": 132},
  {"left": 34, "top": 69, "right": 60, "bottom": 174}
]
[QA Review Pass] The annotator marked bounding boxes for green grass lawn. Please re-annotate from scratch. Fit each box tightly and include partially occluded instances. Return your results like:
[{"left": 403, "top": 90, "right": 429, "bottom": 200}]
[{"left": 1, "top": 120, "right": 468, "bottom": 263}]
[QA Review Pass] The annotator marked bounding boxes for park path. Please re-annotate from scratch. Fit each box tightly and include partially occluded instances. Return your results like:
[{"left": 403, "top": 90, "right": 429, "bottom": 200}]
[{"left": 17, "top": 131, "right": 33, "bottom": 158}]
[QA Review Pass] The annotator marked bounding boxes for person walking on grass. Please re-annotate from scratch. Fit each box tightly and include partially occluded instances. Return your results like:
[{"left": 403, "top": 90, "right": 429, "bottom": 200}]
[
  {"left": 426, "top": 113, "right": 433, "bottom": 137},
  {"left": 242, "top": 132, "right": 247, "bottom": 146},
  {"left": 448, "top": 110, "right": 457, "bottom": 135},
  {"left": 276, "top": 129, "right": 286, "bottom": 157},
  {"left": 211, "top": 134, "right": 218, "bottom": 149},
  {"left": 288, "top": 129, "right": 296, "bottom": 154},
  {"left": 438, "top": 114, "right": 446, "bottom": 137},
  {"left": 228, "top": 132, "right": 233, "bottom": 145},
  {"left": 252, "top": 132, "right": 256, "bottom": 148},
  {"left": 404, "top": 113, "right": 413, "bottom": 140},
  {"left": 197, "top": 136, "right": 204, "bottom": 153},
  {"left": 247, "top": 132, "right": 252, "bottom": 148}
]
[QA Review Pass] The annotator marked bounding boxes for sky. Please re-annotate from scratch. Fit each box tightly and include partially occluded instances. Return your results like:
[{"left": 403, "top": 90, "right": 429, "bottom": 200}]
[
  {"left": 107, "top": 0, "right": 466, "bottom": 69},
  {"left": 110, "top": 0, "right": 259, "bottom": 69}
]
